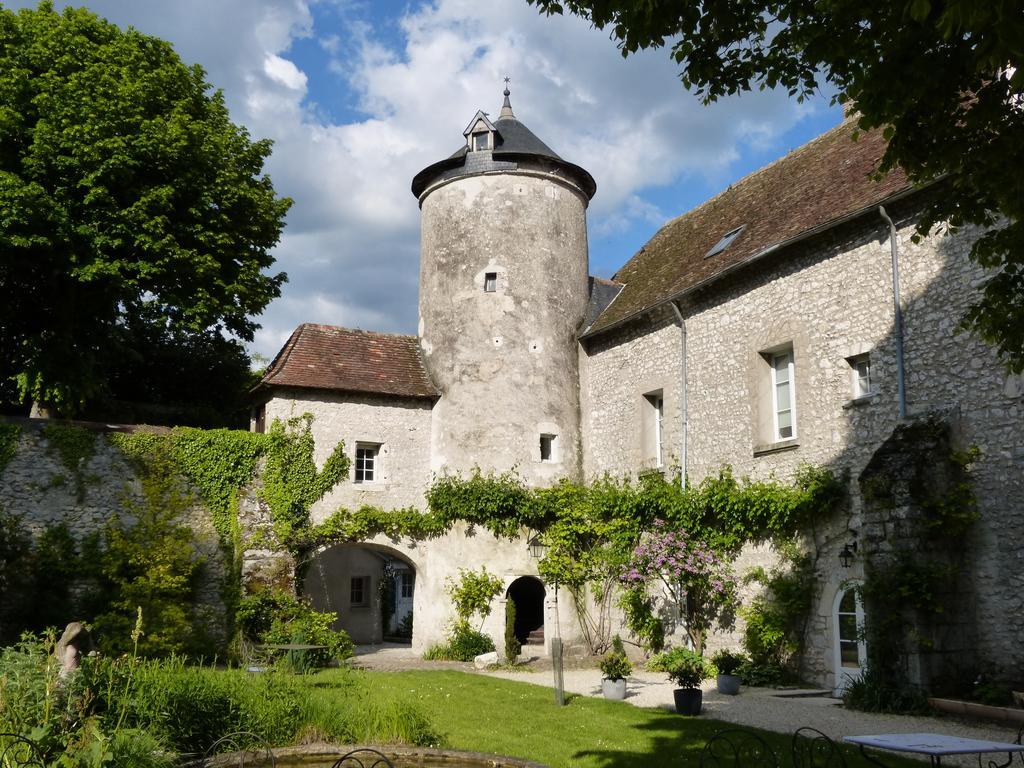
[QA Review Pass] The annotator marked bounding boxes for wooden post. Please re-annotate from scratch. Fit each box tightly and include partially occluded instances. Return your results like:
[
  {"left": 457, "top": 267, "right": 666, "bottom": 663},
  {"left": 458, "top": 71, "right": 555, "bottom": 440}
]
[{"left": 551, "top": 637, "right": 565, "bottom": 706}]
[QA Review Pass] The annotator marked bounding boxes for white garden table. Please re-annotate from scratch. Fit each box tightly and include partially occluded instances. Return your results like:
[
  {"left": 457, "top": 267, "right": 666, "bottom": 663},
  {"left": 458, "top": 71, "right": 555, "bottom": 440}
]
[{"left": 844, "top": 733, "right": 1024, "bottom": 768}]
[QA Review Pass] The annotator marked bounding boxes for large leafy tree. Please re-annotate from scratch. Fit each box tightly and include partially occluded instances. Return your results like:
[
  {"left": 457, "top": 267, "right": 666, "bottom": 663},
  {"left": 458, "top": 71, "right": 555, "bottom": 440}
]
[
  {"left": 530, "top": 0, "right": 1024, "bottom": 370},
  {"left": 0, "top": 2, "right": 290, "bottom": 413}
]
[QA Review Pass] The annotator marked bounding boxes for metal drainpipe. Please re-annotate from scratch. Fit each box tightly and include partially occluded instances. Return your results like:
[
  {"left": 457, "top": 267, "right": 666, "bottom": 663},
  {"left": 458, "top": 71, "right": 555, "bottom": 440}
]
[
  {"left": 668, "top": 301, "right": 688, "bottom": 486},
  {"left": 879, "top": 206, "right": 907, "bottom": 419}
]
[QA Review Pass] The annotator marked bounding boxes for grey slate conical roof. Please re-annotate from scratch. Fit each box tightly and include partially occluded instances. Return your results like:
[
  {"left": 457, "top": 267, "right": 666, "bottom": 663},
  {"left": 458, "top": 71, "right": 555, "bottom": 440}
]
[{"left": 411, "top": 96, "right": 597, "bottom": 201}]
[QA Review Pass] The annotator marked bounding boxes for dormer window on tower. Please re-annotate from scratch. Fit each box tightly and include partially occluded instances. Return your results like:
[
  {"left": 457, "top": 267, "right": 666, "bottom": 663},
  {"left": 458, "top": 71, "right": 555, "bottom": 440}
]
[{"left": 463, "top": 110, "right": 496, "bottom": 153}]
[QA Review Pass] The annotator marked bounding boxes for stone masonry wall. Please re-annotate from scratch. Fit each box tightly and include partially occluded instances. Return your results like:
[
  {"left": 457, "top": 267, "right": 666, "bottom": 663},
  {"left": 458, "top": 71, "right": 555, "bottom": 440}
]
[
  {"left": 580, "top": 304, "right": 682, "bottom": 479},
  {"left": 0, "top": 421, "right": 229, "bottom": 643},
  {"left": 419, "top": 172, "right": 590, "bottom": 485},
  {"left": 262, "top": 388, "right": 435, "bottom": 518},
  {"left": 261, "top": 388, "right": 592, "bottom": 654},
  {"left": 581, "top": 201, "right": 1024, "bottom": 689}
]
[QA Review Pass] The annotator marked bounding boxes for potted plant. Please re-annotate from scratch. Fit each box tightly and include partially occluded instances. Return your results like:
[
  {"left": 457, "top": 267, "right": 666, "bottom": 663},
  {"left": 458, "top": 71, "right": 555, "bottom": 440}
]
[
  {"left": 712, "top": 649, "right": 745, "bottom": 695},
  {"left": 599, "top": 635, "right": 633, "bottom": 700},
  {"left": 665, "top": 648, "right": 712, "bottom": 715}
]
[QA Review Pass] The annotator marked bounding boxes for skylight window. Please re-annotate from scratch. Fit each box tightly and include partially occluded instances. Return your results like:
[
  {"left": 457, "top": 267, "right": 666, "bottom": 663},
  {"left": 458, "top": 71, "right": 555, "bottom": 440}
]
[{"left": 705, "top": 225, "right": 746, "bottom": 258}]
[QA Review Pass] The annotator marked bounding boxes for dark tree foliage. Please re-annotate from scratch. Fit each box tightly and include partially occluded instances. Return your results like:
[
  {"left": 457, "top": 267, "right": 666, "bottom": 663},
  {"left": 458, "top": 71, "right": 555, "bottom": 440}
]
[
  {"left": 529, "top": 0, "right": 1024, "bottom": 370},
  {"left": 81, "top": 307, "right": 261, "bottom": 428},
  {"left": 0, "top": 2, "right": 290, "bottom": 413}
]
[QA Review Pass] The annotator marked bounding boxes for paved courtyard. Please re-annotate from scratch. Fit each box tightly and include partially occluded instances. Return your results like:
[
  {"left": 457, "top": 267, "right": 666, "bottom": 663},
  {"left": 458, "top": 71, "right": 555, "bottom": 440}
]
[{"left": 353, "top": 643, "right": 1022, "bottom": 765}]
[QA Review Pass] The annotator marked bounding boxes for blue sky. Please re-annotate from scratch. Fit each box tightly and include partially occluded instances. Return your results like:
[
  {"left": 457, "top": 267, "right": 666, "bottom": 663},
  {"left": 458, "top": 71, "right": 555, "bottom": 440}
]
[{"left": 7, "top": 0, "right": 842, "bottom": 359}]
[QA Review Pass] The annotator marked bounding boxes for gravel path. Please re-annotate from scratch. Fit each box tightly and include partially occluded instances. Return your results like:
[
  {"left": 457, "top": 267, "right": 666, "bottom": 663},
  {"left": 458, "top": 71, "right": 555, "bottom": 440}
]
[{"left": 353, "top": 644, "right": 1022, "bottom": 766}]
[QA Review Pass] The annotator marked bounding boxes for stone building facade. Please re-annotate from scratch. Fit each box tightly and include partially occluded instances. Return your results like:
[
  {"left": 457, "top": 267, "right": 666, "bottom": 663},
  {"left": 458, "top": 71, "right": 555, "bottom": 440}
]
[{"left": 252, "top": 92, "right": 1023, "bottom": 692}]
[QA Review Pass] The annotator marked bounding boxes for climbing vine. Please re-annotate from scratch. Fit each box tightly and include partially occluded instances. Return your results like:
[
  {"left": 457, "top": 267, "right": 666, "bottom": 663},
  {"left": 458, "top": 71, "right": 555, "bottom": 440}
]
[
  {"left": 109, "top": 416, "right": 350, "bottom": 551},
  {"left": 4, "top": 412, "right": 847, "bottom": 660},
  {"left": 41, "top": 423, "right": 98, "bottom": 500},
  {"left": 0, "top": 423, "right": 19, "bottom": 473},
  {"left": 259, "top": 414, "right": 350, "bottom": 543},
  {"left": 852, "top": 416, "right": 981, "bottom": 709},
  {"left": 291, "top": 463, "right": 845, "bottom": 654}
]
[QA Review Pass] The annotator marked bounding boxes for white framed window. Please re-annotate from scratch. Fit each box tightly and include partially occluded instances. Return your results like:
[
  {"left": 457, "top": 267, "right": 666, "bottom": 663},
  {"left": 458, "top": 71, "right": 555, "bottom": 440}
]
[
  {"left": 850, "top": 354, "right": 872, "bottom": 398},
  {"left": 539, "top": 434, "right": 556, "bottom": 462},
  {"left": 473, "top": 131, "right": 490, "bottom": 151},
  {"left": 771, "top": 351, "right": 796, "bottom": 441},
  {"left": 400, "top": 572, "right": 414, "bottom": 599},
  {"left": 354, "top": 443, "right": 379, "bottom": 483},
  {"left": 484, "top": 272, "right": 497, "bottom": 292},
  {"left": 832, "top": 584, "right": 866, "bottom": 695},
  {"left": 350, "top": 575, "right": 369, "bottom": 607},
  {"left": 643, "top": 391, "right": 664, "bottom": 467}
]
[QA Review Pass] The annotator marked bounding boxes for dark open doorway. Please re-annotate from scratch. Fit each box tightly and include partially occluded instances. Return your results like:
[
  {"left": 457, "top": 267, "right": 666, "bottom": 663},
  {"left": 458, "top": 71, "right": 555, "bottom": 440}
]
[{"left": 506, "top": 576, "right": 545, "bottom": 645}]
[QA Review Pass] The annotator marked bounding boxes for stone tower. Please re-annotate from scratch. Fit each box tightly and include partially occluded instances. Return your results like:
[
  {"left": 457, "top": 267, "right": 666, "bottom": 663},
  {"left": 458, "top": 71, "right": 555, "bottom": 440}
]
[{"left": 411, "top": 89, "right": 596, "bottom": 484}]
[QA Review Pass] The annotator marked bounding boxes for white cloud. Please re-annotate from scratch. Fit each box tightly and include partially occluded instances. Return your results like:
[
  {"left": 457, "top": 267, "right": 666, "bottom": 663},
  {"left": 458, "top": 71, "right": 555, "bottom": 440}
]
[
  {"left": 7, "top": 0, "right": 833, "bottom": 359},
  {"left": 264, "top": 54, "right": 308, "bottom": 91}
]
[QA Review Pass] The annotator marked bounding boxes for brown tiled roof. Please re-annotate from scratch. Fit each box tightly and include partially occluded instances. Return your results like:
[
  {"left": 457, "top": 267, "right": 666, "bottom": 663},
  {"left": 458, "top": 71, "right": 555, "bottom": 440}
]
[
  {"left": 585, "top": 119, "right": 914, "bottom": 337},
  {"left": 256, "top": 324, "right": 438, "bottom": 399}
]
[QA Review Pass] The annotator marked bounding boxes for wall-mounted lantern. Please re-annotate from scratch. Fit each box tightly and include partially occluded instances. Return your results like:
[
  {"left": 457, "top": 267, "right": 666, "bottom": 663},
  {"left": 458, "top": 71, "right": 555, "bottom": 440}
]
[
  {"left": 527, "top": 535, "right": 547, "bottom": 559},
  {"left": 839, "top": 541, "right": 858, "bottom": 568}
]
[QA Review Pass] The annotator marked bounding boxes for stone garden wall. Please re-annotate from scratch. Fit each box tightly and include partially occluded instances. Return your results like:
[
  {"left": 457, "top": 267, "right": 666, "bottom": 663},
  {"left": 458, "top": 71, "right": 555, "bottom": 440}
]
[{"left": 0, "top": 420, "right": 231, "bottom": 646}]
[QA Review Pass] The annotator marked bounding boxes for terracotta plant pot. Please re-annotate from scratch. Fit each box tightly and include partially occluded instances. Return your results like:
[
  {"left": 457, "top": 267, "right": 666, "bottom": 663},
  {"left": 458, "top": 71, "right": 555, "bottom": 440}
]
[
  {"left": 673, "top": 687, "right": 703, "bottom": 715},
  {"left": 602, "top": 677, "right": 627, "bottom": 700},
  {"left": 716, "top": 673, "right": 741, "bottom": 695}
]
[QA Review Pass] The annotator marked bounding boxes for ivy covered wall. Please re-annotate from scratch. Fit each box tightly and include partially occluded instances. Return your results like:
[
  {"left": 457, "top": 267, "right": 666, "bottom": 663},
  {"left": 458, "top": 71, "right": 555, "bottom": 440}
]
[{"left": 0, "top": 415, "right": 348, "bottom": 654}]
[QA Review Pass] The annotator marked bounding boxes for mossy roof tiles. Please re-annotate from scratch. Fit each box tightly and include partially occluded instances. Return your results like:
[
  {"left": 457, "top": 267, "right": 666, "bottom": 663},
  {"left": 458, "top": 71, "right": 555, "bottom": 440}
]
[
  {"left": 585, "top": 118, "right": 913, "bottom": 337},
  {"left": 256, "top": 323, "right": 438, "bottom": 399}
]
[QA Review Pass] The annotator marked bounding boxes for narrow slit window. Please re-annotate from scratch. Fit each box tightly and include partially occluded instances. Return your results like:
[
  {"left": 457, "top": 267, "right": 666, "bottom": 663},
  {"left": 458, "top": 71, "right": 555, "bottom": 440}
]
[
  {"left": 771, "top": 351, "right": 796, "bottom": 441},
  {"left": 539, "top": 434, "right": 556, "bottom": 462},
  {"left": 643, "top": 391, "right": 665, "bottom": 467},
  {"left": 484, "top": 272, "right": 497, "bottom": 292},
  {"left": 350, "top": 576, "right": 368, "bottom": 607}
]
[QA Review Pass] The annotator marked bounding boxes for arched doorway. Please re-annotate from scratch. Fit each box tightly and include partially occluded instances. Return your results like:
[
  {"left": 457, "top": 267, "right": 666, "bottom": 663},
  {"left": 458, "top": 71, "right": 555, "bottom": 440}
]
[
  {"left": 832, "top": 583, "right": 866, "bottom": 696},
  {"left": 506, "top": 576, "right": 545, "bottom": 646},
  {"left": 302, "top": 544, "right": 416, "bottom": 645}
]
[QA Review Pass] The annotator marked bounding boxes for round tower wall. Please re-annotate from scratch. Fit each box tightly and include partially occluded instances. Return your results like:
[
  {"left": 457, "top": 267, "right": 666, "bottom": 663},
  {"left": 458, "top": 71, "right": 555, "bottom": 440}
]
[{"left": 418, "top": 171, "right": 589, "bottom": 485}]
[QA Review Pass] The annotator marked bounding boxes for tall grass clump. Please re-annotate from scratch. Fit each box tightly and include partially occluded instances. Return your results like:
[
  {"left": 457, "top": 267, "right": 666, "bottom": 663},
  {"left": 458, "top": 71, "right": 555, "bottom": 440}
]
[
  {"left": 107, "top": 658, "right": 306, "bottom": 753},
  {"left": 301, "top": 678, "right": 444, "bottom": 748},
  {"left": 0, "top": 632, "right": 174, "bottom": 767},
  {"left": 0, "top": 631, "right": 442, "bottom": 765}
]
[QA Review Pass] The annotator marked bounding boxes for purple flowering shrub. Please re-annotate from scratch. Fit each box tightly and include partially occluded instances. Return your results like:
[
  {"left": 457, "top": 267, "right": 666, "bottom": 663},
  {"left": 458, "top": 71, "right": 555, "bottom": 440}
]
[{"left": 621, "top": 520, "right": 738, "bottom": 655}]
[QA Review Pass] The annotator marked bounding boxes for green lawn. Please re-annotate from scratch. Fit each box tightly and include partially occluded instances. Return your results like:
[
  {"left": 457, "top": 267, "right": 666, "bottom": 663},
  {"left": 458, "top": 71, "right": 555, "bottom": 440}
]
[{"left": 309, "top": 670, "right": 918, "bottom": 768}]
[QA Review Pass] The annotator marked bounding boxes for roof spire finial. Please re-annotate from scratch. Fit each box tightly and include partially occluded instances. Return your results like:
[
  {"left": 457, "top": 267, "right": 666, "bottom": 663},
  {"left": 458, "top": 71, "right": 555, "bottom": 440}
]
[{"left": 500, "top": 76, "right": 515, "bottom": 119}]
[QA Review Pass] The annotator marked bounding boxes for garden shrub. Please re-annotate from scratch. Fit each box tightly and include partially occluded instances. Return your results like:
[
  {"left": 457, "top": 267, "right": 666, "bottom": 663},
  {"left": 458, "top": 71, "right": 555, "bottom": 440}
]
[
  {"left": 738, "top": 543, "right": 814, "bottom": 684},
  {"left": 237, "top": 589, "right": 354, "bottom": 668},
  {"left": 647, "top": 646, "right": 714, "bottom": 688},
  {"left": 505, "top": 598, "right": 521, "bottom": 661},
  {"left": 842, "top": 666, "right": 931, "bottom": 714},
  {"left": 599, "top": 635, "right": 632, "bottom": 680},
  {"left": 423, "top": 620, "right": 495, "bottom": 662},
  {"left": 736, "top": 658, "right": 785, "bottom": 687}
]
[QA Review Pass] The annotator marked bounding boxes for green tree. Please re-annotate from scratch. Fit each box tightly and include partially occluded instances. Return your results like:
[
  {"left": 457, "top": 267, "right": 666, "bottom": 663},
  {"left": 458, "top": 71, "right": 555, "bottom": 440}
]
[
  {"left": 82, "top": 304, "right": 260, "bottom": 428},
  {"left": 529, "top": 0, "right": 1024, "bottom": 370},
  {"left": 0, "top": 2, "right": 290, "bottom": 413}
]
